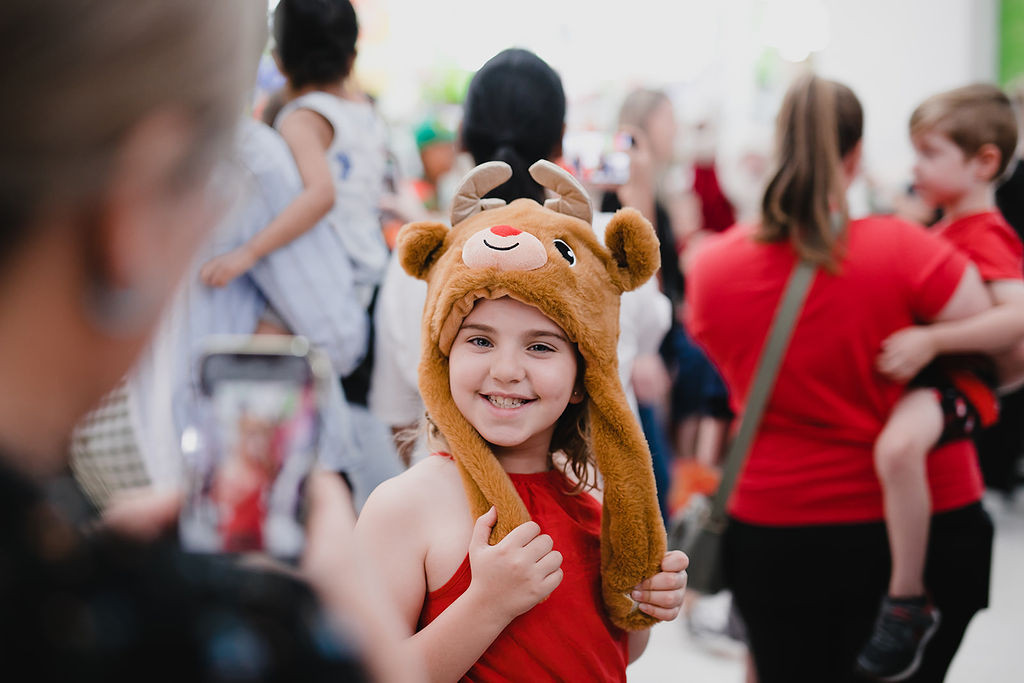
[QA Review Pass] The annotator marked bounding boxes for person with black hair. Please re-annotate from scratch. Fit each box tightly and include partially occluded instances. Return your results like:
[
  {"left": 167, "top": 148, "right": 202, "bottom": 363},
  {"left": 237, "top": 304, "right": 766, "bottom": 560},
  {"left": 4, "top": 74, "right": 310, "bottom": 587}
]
[
  {"left": 201, "top": 0, "right": 389, "bottom": 316},
  {"left": 460, "top": 48, "right": 567, "bottom": 205},
  {"left": 369, "top": 49, "right": 671, "bottom": 468}
]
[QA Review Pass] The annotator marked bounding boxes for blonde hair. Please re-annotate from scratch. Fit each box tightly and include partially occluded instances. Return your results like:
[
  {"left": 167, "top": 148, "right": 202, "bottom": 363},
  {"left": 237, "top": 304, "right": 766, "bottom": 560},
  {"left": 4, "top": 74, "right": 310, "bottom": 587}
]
[
  {"left": 910, "top": 83, "right": 1018, "bottom": 179},
  {"left": 0, "top": 0, "right": 265, "bottom": 258},
  {"left": 758, "top": 74, "right": 862, "bottom": 271},
  {"left": 618, "top": 88, "right": 671, "bottom": 132}
]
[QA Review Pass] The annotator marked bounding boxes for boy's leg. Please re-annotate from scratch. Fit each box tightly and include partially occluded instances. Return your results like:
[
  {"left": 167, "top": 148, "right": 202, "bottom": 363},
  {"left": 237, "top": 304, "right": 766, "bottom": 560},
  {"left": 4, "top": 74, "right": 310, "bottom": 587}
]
[
  {"left": 857, "top": 389, "right": 943, "bottom": 681},
  {"left": 873, "top": 388, "right": 942, "bottom": 597}
]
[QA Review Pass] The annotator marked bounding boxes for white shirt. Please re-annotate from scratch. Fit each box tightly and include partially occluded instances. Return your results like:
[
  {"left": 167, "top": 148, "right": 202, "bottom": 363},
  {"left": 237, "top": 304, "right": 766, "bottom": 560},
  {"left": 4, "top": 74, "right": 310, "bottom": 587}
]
[{"left": 276, "top": 92, "right": 390, "bottom": 304}]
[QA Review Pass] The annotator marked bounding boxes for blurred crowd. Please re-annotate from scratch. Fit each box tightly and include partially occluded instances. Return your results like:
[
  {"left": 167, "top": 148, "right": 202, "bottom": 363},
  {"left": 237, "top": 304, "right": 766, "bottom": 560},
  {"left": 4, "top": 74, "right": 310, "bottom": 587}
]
[{"left": 6, "top": 0, "right": 1024, "bottom": 681}]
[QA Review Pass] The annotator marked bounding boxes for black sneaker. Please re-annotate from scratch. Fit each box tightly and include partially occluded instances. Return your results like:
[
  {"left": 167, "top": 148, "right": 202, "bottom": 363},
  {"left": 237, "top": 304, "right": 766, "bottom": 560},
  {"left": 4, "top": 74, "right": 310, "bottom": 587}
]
[{"left": 855, "top": 596, "right": 941, "bottom": 681}]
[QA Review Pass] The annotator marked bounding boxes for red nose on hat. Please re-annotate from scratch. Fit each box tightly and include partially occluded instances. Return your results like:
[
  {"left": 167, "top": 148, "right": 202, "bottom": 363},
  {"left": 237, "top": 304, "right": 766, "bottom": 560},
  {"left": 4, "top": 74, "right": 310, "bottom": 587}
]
[{"left": 490, "top": 225, "right": 521, "bottom": 237}]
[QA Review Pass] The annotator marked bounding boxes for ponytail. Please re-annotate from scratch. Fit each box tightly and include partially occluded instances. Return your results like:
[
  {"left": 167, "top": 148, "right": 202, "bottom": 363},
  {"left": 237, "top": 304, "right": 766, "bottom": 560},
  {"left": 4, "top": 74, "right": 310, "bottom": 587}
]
[
  {"left": 489, "top": 144, "right": 546, "bottom": 204},
  {"left": 759, "top": 74, "right": 863, "bottom": 270},
  {"left": 461, "top": 49, "right": 566, "bottom": 207}
]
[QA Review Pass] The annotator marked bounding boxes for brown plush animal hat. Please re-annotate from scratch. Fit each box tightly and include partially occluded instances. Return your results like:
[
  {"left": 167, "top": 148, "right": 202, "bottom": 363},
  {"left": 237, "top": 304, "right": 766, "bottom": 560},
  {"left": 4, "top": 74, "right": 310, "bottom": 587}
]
[{"left": 397, "top": 160, "right": 666, "bottom": 630}]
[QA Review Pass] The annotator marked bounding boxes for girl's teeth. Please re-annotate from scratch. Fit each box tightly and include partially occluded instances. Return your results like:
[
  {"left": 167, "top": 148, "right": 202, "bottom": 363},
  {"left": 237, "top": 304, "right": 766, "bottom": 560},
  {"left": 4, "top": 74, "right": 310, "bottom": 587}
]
[{"left": 488, "top": 395, "right": 527, "bottom": 409}]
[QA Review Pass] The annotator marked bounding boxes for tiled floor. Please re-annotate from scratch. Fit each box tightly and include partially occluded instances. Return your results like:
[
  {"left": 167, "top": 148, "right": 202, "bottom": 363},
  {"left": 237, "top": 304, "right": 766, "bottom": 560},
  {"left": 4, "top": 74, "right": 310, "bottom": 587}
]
[{"left": 629, "top": 492, "right": 1024, "bottom": 682}]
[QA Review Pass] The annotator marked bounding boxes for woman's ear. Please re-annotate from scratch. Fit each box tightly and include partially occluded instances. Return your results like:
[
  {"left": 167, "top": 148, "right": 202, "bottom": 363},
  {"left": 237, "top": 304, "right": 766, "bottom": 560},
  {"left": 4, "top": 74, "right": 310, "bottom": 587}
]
[
  {"left": 397, "top": 221, "right": 449, "bottom": 281},
  {"left": 603, "top": 207, "right": 660, "bottom": 292}
]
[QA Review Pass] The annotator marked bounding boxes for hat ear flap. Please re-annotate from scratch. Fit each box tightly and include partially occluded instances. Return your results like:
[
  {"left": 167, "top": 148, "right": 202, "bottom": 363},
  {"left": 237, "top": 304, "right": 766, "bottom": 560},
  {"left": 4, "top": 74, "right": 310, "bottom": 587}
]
[
  {"left": 397, "top": 221, "right": 450, "bottom": 281},
  {"left": 603, "top": 208, "right": 660, "bottom": 292}
]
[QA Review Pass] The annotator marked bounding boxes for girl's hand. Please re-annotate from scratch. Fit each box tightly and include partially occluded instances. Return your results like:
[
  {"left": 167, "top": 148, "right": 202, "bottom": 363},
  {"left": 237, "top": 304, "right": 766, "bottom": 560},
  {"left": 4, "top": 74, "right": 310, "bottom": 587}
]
[
  {"left": 631, "top": 550, "right": 688, "bottom": 621},
  {"left": 466, "top": 507, "right": 563, "bottom": 622},
  {"left": 200, "top": 246, "right": 256, "bottom": 288},
  {"left": 877, "top": 326, "right": 936, "bottom": 382}
]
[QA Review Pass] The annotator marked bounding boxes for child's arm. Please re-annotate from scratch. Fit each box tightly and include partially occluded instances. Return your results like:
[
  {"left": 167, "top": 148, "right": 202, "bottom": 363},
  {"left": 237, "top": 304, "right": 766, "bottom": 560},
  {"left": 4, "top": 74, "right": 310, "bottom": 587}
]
[
  {"left": 200, "top": 109, "right": 336, "bottom": 287},
  {"left": 355, "top": 481, "right": 562, "bottom": 683},
  {"left": 877, "top": 269, "right": 1016, "bottom": 382},
  {"left": 626, "top": 549, "right": 689, "bottom": 663}
]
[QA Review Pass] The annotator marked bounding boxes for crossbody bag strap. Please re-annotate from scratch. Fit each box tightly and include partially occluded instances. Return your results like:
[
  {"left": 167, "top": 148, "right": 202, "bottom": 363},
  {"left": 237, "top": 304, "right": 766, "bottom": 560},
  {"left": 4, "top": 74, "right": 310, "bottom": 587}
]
[{"left": 705, "top": 258, "right": 817, "bottom": 530}]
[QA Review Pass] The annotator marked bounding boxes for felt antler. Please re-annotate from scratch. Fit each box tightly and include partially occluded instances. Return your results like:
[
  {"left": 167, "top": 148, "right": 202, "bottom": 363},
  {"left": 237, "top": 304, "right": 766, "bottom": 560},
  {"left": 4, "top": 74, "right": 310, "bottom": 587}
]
[
  {"left": 450, "top": 161, "right": 513, "bottom": 225},
  {"left": 529, "top": 160, "right": 593, "bottom": 224}
]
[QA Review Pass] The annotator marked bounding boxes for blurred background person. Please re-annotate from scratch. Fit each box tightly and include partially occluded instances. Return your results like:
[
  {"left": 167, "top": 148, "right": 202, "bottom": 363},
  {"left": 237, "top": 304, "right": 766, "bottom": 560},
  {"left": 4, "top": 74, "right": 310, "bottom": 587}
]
[
  {"left": 0, "top": 0, "right": 418, "bottom": 679},
  {"left": 686, "top": 73, "right": 995, "bottom": 683}
]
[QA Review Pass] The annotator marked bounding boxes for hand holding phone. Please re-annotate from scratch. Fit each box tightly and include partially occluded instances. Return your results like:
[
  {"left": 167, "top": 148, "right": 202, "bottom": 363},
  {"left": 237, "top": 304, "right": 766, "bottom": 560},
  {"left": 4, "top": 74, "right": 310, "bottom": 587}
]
[{"left": 180, "top": 335, "right": 327, "bottom": 561}]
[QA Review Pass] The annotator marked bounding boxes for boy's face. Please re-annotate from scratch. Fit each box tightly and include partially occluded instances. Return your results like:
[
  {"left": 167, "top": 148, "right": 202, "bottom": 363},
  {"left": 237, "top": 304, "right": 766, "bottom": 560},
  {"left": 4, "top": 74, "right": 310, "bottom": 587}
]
[{"left": 911, "top": 129, "right": 982, "bottom": 208}]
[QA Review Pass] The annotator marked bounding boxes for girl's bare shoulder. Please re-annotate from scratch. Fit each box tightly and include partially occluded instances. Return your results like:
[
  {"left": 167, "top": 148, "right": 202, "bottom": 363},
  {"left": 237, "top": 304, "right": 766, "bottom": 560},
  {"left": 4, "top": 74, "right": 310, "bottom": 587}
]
[{"left": 358, "top": 454, "right": 466, "bottom": 523}]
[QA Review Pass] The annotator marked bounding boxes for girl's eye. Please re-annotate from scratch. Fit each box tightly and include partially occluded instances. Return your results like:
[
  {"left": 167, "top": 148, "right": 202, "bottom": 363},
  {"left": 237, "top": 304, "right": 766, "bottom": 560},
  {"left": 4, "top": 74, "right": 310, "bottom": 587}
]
[
  {"left": 553, "top": 239, "right": 576, "bottom": 266},
  {"left": 468, "top": 337, "right": 492, "bottom": 348},
  {"left": 528, "top": 343, "right": 555, "bottom": 353}
]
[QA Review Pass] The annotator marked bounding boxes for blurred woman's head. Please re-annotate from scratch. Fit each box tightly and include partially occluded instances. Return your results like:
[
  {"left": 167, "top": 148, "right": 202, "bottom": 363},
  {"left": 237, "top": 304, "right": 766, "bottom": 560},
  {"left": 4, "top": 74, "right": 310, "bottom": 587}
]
[
  {"left": 0, "top": 0, "right": 263, "bottom": 461},
  {"left": 759, "top": 73, "right": 863, "bottom": 270},
  {"left": 618, "top": 88, "right": 677, "bottom": 168},
  {"left": 460, "top": 48, "right": 566, "bottom": 204}
]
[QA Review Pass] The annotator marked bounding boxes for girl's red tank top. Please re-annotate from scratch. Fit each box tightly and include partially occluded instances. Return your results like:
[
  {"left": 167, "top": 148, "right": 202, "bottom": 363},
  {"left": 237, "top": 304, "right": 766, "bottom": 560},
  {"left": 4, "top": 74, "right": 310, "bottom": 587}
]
[{"left": 418, "top": 461, "right": 629, "bottom": 682}]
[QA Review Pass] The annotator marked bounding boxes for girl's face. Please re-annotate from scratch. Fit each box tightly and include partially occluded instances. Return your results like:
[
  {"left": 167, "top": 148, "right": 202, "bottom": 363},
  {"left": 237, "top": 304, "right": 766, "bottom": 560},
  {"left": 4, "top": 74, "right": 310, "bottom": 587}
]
[{"left": 449, "top": 297, "right": 581, "bottom": 460}]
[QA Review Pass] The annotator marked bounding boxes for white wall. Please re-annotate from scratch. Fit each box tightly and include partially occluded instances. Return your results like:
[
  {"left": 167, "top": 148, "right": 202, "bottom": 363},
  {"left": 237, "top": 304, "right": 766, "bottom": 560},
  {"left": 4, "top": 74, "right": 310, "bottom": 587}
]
[
  {"left": 814, "top": 0, "right": 998, "bottom": 190},
  {"left": 356, "top": 0, "right": 999, "bottom": 199}
]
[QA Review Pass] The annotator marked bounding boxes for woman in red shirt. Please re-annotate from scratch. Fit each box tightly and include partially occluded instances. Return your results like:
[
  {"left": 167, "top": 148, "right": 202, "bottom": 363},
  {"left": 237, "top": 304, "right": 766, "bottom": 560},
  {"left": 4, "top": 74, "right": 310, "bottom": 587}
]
[{"left": 685, "top": 74, "right": 994, "bottom": 682}]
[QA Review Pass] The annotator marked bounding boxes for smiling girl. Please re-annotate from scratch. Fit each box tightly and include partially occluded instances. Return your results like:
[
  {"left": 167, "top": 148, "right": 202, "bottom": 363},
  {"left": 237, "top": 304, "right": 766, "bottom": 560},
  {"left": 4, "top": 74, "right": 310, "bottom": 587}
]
[{"left": 355, "top": 291, "right": 686, "bottom": 681}]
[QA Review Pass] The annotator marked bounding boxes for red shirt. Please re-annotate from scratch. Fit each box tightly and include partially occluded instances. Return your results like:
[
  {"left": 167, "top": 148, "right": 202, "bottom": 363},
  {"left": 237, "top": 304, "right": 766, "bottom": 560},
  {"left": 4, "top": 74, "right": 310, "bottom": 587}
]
[
  {"left": 418, "top": 469, "right": 628, "bottom": 682},
  {"left": 933, "top": 210, "right": 1024, "bottom": 282},
  {"left": 692, "top": 163, "right": 736, "bottom": 234},
  {"left": 685, "top": 217, "right": 984, "bottom": 525}
]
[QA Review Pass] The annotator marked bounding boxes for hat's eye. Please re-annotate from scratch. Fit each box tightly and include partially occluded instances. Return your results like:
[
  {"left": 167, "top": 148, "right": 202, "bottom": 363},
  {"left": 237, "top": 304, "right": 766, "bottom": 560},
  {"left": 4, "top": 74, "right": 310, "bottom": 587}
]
[{"left": 553, "top": 239, "right": 576, "bottom": 266}]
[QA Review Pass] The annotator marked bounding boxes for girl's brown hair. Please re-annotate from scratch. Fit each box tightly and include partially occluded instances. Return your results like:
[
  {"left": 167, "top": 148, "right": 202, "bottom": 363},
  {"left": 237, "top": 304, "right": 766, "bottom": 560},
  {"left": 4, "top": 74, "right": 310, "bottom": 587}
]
[
  {"left": 548, "top": 367, "right": 596, "bottom": 493},
  {"left": 758, "top": 74, "right": 863, "bottom": 270}
]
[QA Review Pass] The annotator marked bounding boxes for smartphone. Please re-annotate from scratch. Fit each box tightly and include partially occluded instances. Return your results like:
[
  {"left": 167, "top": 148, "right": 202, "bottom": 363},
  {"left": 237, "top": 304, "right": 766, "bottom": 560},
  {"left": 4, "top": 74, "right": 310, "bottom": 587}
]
[
  {"left": 179, "top": 335, "right": 328, "bottom": 561},
  {"left": 563, "top": 129, "right": 632, "bottom": 186}
]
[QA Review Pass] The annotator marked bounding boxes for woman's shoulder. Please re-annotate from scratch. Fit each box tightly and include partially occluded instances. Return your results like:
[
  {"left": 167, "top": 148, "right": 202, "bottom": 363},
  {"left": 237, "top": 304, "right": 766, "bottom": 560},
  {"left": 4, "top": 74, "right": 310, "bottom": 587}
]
[{"left": 847, "top": 214, "right": 950, "bottom": 255}]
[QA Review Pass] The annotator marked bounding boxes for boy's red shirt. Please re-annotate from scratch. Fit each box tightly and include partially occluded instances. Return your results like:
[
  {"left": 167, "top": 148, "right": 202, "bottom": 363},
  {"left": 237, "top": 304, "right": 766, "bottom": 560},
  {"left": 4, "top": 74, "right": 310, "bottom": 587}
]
[{"left": 933, "top": 209, "right": 1024, "bottom": 282}]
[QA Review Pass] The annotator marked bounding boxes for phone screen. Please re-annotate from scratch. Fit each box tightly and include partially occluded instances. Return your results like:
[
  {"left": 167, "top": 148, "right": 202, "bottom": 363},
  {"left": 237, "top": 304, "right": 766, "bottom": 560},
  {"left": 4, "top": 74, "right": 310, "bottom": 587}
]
[
  {"left": 562, "top": 130, "right": 632, "bottom": 186},
  {"left": 180, "top": 350, "right": 319, "bottom": 560}
]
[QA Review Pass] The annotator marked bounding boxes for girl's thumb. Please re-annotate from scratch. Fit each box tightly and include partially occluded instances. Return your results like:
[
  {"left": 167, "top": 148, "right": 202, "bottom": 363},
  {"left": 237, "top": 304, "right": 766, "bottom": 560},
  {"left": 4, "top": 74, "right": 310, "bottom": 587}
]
[{"left": 471, "top": 506, "right": 497, "bottom": 547}]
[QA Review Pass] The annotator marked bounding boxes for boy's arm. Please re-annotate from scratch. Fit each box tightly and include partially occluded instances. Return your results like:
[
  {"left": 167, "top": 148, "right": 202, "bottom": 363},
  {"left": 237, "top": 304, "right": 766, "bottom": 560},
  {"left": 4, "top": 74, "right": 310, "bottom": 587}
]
[
  {"left": 879, "top": 279, "right": 1024, "bottom": 382},
  {"left": 929, "top": 280, "right": 1024, "bottom": 353},
  {"left": 201, "top": 109, "right": 336, "bottom": 287}
]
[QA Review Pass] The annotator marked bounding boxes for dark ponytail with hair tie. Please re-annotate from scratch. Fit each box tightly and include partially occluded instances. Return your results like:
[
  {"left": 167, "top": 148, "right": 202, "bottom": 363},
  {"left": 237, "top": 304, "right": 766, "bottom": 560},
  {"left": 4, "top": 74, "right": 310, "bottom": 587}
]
[
  {"left": 461, "top": 49, "right": 566, "bottom": 207},
  {"left": 490, "top": 144, "right": 545, "bottom": 204}
]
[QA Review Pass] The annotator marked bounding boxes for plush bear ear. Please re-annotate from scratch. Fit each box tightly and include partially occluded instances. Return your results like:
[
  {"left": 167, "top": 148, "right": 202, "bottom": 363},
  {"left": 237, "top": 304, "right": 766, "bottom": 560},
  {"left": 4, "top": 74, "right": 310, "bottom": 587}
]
[
  {"left": 397, "top": 221, "right": 450, "bottom": 281},
  {"left": 603, "top": 207, "right": 661, "bottom": 292}
]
